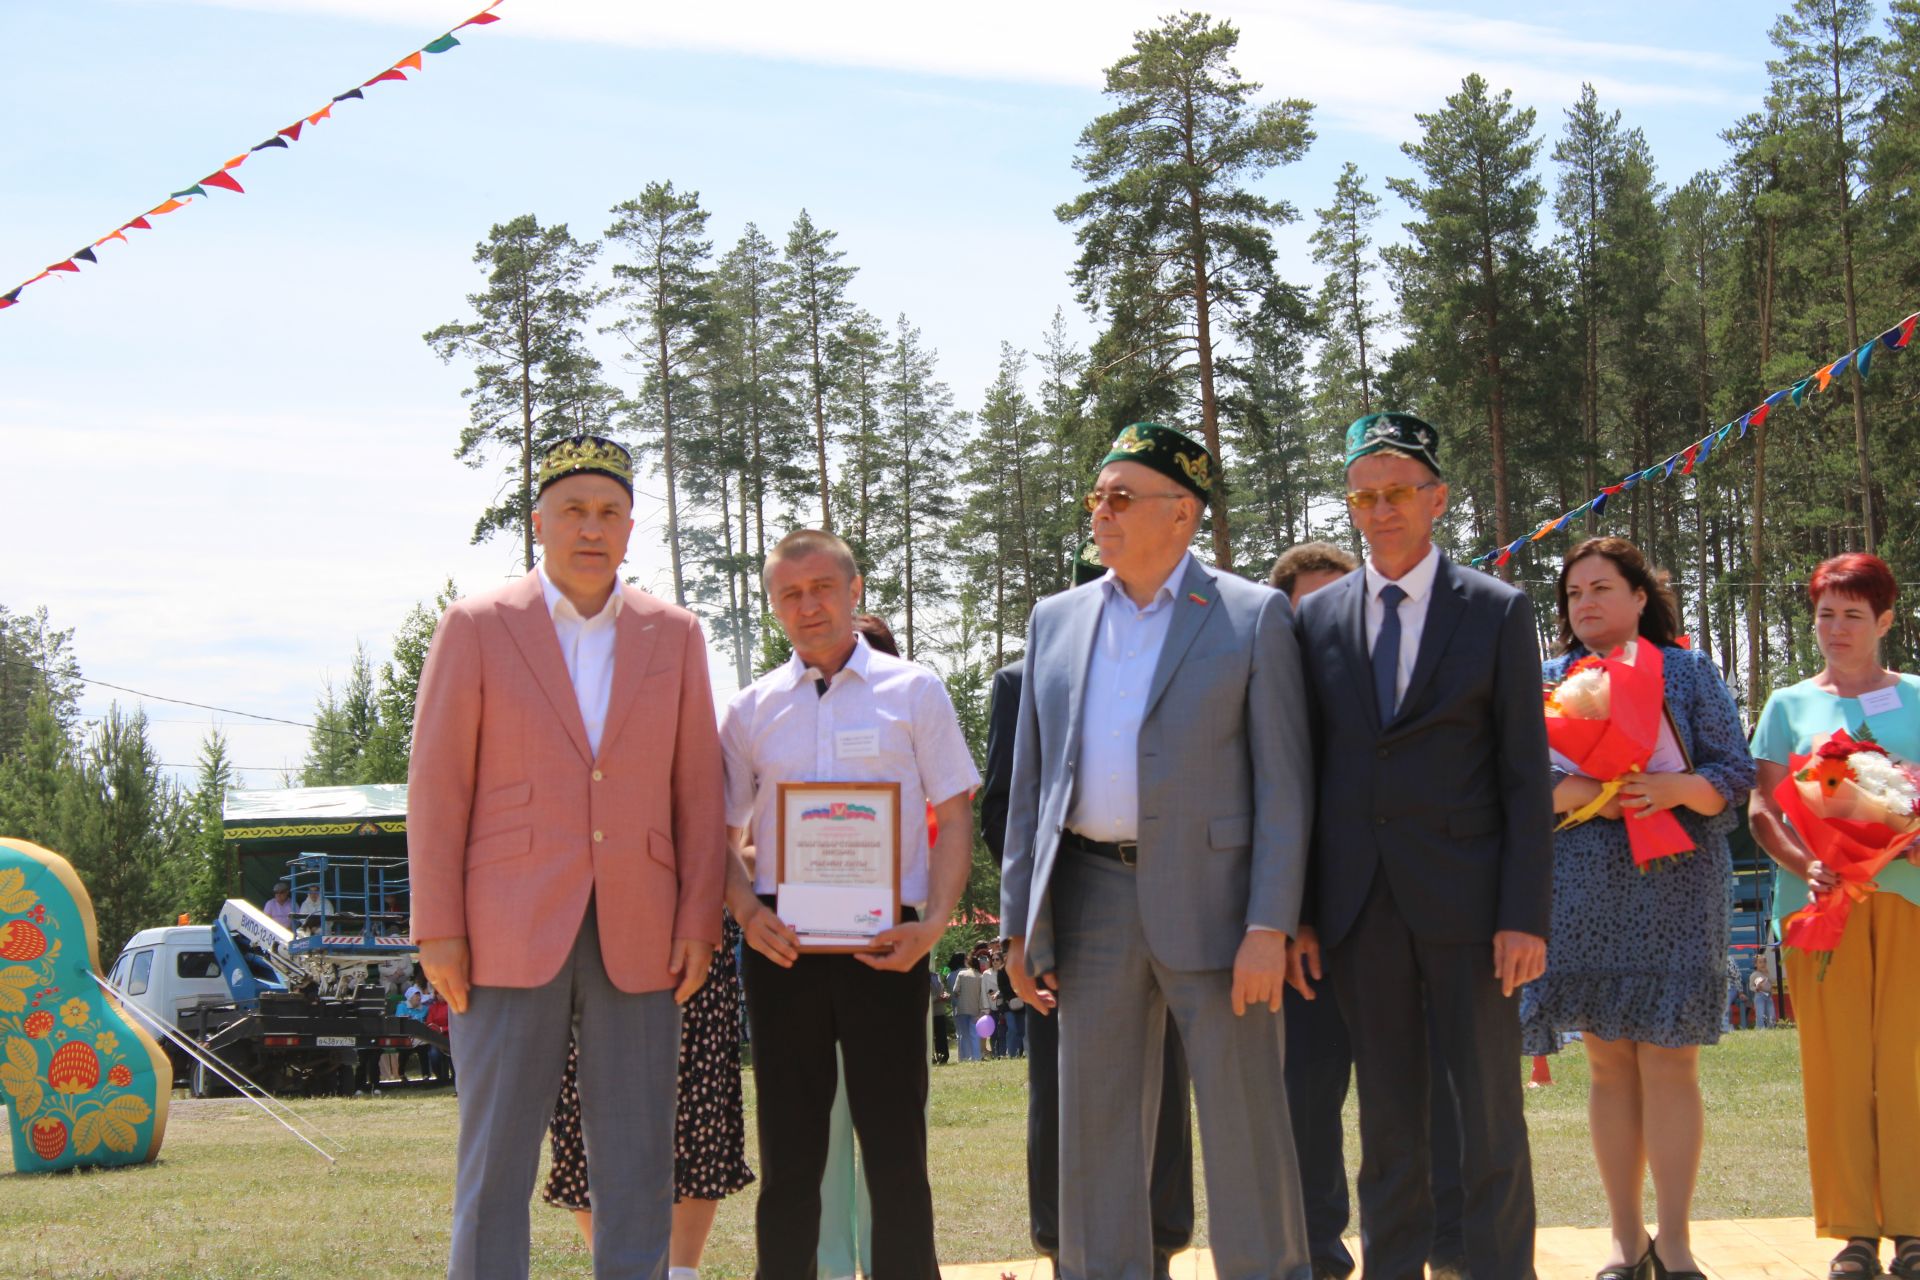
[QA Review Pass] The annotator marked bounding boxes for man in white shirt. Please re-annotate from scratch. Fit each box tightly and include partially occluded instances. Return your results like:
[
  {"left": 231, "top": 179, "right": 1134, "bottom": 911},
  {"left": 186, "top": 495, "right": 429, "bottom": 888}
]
[{"left": 724, "top": 527, "right": 979, "bottom": 1280}]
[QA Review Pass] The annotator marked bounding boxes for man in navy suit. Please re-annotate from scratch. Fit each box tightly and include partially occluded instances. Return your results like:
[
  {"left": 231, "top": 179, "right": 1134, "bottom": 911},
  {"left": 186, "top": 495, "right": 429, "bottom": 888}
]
[{"left": 1290, "top": 413, "right": 1552, "bottom": 1280}]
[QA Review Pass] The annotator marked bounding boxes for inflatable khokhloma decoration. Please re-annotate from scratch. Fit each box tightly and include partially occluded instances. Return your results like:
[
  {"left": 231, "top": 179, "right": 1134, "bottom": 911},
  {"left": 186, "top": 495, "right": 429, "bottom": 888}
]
[{"left": 1, "top": 837, "right": 171, "bottom": 1172}]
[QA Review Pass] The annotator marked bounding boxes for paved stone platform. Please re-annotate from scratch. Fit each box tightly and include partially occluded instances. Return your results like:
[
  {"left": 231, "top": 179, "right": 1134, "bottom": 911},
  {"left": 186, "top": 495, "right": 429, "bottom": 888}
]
[{"left": 942, "top": 1217, "right": 1840, "bottom": 1280}]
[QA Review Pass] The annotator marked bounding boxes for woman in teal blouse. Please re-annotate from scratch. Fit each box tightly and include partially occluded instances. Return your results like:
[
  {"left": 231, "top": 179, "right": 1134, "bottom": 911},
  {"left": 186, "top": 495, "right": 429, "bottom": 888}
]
[{"left": 1749, "top": 553, "right": 1920, "bottom": 1280}]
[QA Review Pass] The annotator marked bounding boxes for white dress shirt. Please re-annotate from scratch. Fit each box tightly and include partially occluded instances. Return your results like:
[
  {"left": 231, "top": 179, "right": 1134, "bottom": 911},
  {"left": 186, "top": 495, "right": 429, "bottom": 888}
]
[
  {"left": 1362, "top": 543, "right": 1441, "bottom": 714},
  {"left": 721, "top": 633, "right": 981, "bottom": 910},
  {"left": 1067, "top": 552, "right": 1193, "bottom": 842},
  {"left": 537, "top": 563, "right": 623, "bottom": 757}
]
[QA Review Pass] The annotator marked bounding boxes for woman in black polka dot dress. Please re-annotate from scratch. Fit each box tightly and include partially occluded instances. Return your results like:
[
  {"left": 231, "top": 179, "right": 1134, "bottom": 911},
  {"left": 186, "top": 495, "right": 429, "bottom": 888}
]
[{"left": 544, "top": 912, "right": 753, "bottom": 1268}]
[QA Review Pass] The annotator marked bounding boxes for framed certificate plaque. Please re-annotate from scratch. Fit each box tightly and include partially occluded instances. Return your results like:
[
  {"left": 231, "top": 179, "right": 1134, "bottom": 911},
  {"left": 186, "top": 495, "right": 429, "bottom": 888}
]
[{"left": 775, "top": 781, "right": 903, "bottom": 952}]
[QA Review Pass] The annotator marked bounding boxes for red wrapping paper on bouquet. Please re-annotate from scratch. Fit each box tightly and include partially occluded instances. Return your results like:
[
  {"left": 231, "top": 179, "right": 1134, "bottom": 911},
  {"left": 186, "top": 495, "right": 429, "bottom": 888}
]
[
  {"left": 1775, "top": 730, "right": 1920, "bottom": 967},
  {"left": 1544, "top": 640, "right": 1696, "bottom": 869}
]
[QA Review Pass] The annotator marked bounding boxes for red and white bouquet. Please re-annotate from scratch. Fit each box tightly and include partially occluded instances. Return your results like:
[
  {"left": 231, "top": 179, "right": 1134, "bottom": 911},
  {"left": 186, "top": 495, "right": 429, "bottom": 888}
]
[
  {"left": 1777, "top": 727, "right": 1920, "bottom": 974},
  {"left": 1543, "top": 639, "right": 1696, "bottom": 869}
]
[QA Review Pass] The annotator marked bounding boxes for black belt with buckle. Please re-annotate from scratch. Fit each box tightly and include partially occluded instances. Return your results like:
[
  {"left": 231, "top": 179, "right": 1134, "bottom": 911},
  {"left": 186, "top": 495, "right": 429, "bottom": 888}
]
[{"left": 1061, "top": 830, "right": 1138, "bottom": 866}]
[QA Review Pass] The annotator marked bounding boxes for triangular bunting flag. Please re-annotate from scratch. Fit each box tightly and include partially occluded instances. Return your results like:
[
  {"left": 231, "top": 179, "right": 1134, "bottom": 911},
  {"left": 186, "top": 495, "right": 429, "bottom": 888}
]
[
  {"left": 1748, "top": 403, "right": 1771, "bottom": 430},
  {"left": 333, "top": 88, "right": 365, "bottom": 103},
  {"left": 1790, "top": 377, "right": 1814, "bottom": 407},
  {"left": 1591, "top": 491, "right": 1610, "bottom": 517},
  {"left": 279, "top": 120, "right": 305, "bottom": 142},
  {"left": 397, "top": 52, "right": 424, "bottom": 70},
  {"left": 1894, "top": 314, "right": 1918, "bottom": 349},
  {"left": 1856, "top": 341, "right": 1874, "bottom": 380},
  {"left": 459, "top": 11, "right": 501, "bottom": 26},
  {"left": 306, "top": 104, "right": 333, "bottom": 126},
  {"left": 169, "top": 185, "right": 207, "bottom": 200},
  {"left": 1621, "top": 473, "right": 1641, "bottom": 492},
  {"left": 222, "top": 154, "right": 247, "bottom": 170},
  {"left": 1696, "top": 435, "right": 1715, "bottom": 466},
  {"left": 73, "top": 248, "right": 97, "bottom": 265},
  {"left": 123, "top": 216, "right": 152, "bottom": 231},
  {"left": 201, "top": 170, "right": 245, "bottom": 194},
  {"left": 423, "top": 33, "right": 461, "bottom": 53},
  {"left": 252, "top": 136, "right": 290, "bottom": 151},
  {"left": 1816, "top": 363, "right": 1834, "bottom": 393},
  {"left": 363, "top": 69, "right": 407, "bottom": 86},
  {"left": 1528, "top": 520, "right": 1555, "bottom": 542},
  {"left": 49, "top": 260, "right": 80, "bottom": 273},
  {"left": 1663, "top": 454, "right": 1682, "bottom": 478},
  {"left": 148, "top": 199, "right": 187, "bottom": 215},
  {"left": 1494, "top": 546, "right": 1514, "bottom": 568},
  {"left": 95, "top": 230, "right": 127, "bottom": 246}
]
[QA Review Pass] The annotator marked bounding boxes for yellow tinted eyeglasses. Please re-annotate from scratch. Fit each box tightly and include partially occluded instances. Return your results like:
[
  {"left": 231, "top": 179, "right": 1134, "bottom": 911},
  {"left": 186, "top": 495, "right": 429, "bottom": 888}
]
[
  {"left": 1345, "top": 481, "right": 1438, "bottom": 511},
  {"left": 1082, "top": 488, "right": 1187, "bottom": 514}
]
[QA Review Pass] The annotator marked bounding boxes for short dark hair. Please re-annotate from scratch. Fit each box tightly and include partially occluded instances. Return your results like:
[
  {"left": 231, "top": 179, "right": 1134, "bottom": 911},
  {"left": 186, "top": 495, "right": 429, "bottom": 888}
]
[
  {"left": 1268, "top": 542, "right": 1358, "bottom": 594},
  {"left": 853, "top": 614, "right": 899, "bottom": 657},
  {"left": 763, "top": 528, "right": 859, "bottom": 592},
  {"left": 1555, "top": 536, "right": 1682, "bottom": 654}
]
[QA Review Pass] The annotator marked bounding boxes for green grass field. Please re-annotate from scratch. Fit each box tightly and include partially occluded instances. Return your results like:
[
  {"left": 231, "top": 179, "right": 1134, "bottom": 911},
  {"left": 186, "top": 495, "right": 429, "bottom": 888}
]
[{"left": 1, "top": 1029, "right": 1811, "bottom": 1278}]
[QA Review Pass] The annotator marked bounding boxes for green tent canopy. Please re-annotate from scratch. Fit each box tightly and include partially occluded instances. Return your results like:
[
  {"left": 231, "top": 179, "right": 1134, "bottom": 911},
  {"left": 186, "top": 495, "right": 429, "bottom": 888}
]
[{"left": 223, "top": 784, "right": 409, "bottom": 905}]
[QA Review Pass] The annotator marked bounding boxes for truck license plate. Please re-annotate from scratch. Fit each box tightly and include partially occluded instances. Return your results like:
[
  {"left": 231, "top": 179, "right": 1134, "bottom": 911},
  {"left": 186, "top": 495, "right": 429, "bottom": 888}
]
[{"left": 316, "top": 1036, "right": 356, "bottom": 1048}]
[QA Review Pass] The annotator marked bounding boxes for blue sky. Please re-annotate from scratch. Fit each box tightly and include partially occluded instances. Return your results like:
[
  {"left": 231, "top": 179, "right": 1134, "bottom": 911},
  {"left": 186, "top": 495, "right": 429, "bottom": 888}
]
[{"left": 0, "top": 0, "right": 1792, "bottom": 783}]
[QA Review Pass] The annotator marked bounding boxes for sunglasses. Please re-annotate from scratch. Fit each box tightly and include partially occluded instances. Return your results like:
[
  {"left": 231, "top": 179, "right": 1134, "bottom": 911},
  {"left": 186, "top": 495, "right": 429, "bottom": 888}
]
[
  {"left": 1345, "top": 481, "right": 1438, "bottom": 511},
  {"left": 1082, "top": 487, "right": 1189, "bottom": 514}
]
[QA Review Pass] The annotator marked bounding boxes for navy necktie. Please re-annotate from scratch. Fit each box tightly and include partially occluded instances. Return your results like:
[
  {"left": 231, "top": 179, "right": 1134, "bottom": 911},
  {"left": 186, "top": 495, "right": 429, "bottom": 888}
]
[{"left": 1373, "top": 583, "right": 1407, "bottom": 722}]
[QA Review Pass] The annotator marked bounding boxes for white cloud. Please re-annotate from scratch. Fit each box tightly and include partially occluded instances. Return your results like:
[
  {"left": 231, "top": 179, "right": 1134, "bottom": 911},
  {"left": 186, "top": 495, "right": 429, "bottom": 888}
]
[{"left": 144, "top": 0, "right": 1747, "bottom": 140}]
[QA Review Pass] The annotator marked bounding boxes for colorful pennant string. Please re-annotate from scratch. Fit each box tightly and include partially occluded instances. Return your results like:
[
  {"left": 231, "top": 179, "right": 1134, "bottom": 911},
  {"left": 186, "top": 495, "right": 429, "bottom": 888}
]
[
  {"left": 0, "top": 1, "right": 504, "bottom": 313},
  {"left": 1471, "top": 310, "right": 1919, "bottom": 570}
]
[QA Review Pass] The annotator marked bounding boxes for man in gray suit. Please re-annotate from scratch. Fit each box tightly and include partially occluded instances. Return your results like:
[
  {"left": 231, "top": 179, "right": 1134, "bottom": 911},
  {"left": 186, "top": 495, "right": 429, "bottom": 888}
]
[{"left": 1002, "top": 423, "right": 1314, "bottom": 1280}]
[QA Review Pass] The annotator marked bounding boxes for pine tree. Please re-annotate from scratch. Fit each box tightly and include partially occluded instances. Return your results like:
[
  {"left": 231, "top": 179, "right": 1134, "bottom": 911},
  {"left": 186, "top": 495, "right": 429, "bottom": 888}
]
[
  {"left": 606, "top": 183, "right": 715, "bottom": 607},
  {"left": 1388, "top": 75, "right": 1546, "bottom": 575},
  {"left": 870, "top": 315, "right": 962, "bottom": 659},
  {"left": 784, "top": 210, "right": 857, "bottom": 529},
  {"left": 1308, "top": 162, "right": 1382, "bottom": 424},
  {"left": 1768, "top": 0, "right": 1883, "bottom": 550},
  {"left": 67, "top": 707, "right": 179, "bottom": 958},
  {"left": 1057, "top": 11, "right": 1315, "bottom": 566},
  {"left": 1553, "top": 86, "right": 1631, "bottom": 516},
  {"left": 0, "top": 605, "right": 81, "bottom": 759},
  {"left": 425, "top": 215, "right": 611, "bottom": 569}
]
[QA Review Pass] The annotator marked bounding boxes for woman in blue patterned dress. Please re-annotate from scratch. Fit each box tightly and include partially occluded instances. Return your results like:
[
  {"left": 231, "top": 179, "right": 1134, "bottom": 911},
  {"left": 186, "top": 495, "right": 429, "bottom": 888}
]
[{"left": 1520, "top": 537, "right": 1754, "bottom": 1280}]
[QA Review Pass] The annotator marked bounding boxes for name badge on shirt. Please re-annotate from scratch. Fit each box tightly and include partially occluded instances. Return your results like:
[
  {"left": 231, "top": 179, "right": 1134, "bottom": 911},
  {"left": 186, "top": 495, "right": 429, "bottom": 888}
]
[
  {"left": 1858, "top": 685, "right": 1902, "bottom": 718},
  {"left": 836, "top": 728, "right": 881, "bottom": 760}
]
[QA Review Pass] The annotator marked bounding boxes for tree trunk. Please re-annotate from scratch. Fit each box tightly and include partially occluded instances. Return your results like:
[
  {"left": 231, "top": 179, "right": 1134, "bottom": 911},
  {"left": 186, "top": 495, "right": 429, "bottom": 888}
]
[
  {"left": 519, "top": 291, "right": 535, "bottom": 573},
  {"left": 657, "top": 257, "right": 686, "bottom": 607},
  {"left": 809, "top": 293, "right": 833, "bottom": 531},
  {"left": 1747, "top": 216, "right": 1776, "bottom": 712},
  {"left": 1183, "top": 101, "right": 1232, "bottom": 567},
  {"left": 1830, "top": 25, "right": 1874, "bottom": 554}
]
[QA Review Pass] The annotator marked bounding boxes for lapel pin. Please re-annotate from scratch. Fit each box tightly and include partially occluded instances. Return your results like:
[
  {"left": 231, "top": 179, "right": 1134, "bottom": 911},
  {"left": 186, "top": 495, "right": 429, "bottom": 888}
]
[{"left": 1188, "top": 592, "right": 1209, "bottom": 606}]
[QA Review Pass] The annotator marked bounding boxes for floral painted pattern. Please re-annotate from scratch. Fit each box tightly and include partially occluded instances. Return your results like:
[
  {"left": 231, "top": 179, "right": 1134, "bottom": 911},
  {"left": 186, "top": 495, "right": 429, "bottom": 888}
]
[{"left": 0, "top": 850, "right": 165, "bottom": 1172}]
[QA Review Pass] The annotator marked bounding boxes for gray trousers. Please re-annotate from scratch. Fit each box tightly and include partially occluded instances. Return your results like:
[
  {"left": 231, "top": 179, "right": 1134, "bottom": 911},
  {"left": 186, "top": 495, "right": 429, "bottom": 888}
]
[
  {"left": 447, "top": 908, "right": 680, "bottom": 1280},
  {"left": 1052, "top": 850, "right": 1310, "bottom": 1280}
]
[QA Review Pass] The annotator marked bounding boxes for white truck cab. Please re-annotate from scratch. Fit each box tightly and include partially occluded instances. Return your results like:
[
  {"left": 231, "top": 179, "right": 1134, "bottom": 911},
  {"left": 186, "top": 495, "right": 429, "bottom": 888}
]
[{"left": 108, "top": 926, "right": 229, "bottom": 1028}]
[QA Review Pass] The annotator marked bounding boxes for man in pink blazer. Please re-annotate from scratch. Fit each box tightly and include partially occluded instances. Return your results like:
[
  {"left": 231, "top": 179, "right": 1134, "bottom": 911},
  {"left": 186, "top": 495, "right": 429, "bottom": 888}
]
[{"left": 409, "top": 434, "right": 726, "bottom": 1280}]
